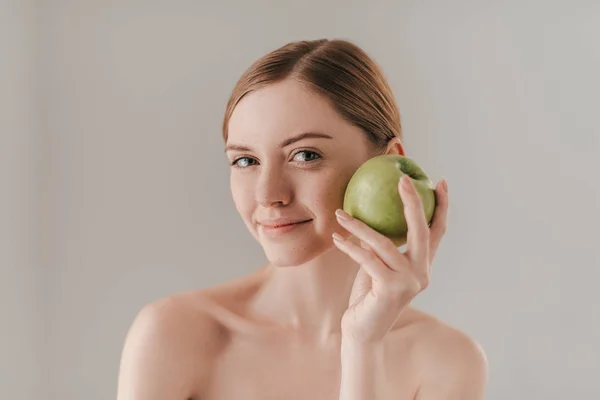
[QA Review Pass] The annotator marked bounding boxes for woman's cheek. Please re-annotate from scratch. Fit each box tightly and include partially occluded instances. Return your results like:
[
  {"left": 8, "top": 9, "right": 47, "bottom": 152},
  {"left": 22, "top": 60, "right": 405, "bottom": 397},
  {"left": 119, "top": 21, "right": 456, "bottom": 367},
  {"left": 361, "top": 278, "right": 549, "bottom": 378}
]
[
  {"left": 230, "top": 174, "right": 254, "bottom": 217},
  {"left": 310, "top": 171, "right": 349, "bottom": 214}
]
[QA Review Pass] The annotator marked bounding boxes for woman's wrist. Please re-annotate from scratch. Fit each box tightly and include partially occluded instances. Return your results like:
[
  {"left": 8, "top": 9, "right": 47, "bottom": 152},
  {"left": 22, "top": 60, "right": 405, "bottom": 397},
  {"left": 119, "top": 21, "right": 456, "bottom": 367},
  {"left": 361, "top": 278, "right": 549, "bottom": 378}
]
[{"left": 341, "top": 336, "right": 385, "bottom": 357}]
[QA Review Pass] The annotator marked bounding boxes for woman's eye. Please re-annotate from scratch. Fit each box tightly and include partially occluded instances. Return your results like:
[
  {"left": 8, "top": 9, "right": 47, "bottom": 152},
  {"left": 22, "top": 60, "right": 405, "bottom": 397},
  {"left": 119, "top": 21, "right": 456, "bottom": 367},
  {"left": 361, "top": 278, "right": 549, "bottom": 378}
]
[
  {"left": 292, "top": 150, "right": 321, "bottom": 162},
  {"left": 232, "top": 157, "right": 257, "bottom": 168}
]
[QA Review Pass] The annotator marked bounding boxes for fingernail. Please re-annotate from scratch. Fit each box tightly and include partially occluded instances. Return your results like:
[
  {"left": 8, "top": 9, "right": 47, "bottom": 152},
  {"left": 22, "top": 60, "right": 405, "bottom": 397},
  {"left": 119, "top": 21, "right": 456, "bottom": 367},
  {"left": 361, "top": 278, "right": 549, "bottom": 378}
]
[
  {"left": 332, "top": 232, "right": 344, "bottom": 242},
  {"left": 401, "top": 175, "right": 414, "bottom": 193},
  {"left": 441, "top": 178, "right": 448, "bottom": 193},
  {"left": 335, "top": 209, "right": 353, "bottom": 221}
]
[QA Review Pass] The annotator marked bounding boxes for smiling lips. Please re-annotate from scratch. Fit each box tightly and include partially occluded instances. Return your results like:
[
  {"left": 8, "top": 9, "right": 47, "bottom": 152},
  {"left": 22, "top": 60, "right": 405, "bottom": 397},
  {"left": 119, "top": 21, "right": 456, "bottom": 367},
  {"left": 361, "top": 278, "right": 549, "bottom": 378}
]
[{"left": 258, "top": 218, "right": 313, "bottom": 236}]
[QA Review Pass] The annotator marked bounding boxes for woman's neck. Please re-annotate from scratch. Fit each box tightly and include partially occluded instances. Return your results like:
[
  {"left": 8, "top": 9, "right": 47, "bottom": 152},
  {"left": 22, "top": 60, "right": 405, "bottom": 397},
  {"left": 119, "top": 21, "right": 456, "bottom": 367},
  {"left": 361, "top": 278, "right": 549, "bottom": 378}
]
[{"left": 248, "top": 244, "right": 361, "bottom": 344}]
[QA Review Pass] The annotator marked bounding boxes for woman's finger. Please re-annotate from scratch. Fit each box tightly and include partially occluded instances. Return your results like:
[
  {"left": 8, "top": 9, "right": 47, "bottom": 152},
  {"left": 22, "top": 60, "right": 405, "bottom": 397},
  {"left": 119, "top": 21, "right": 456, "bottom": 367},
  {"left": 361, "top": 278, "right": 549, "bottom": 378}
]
[
  {"left": 332, "top": 233, "right": 392, "bottom": 283},
  {"left": 428, "top": 179, "right": 449, "bottom": 265},
  {"left": 399, "top": 175, "right": 430, "bottom": 267},
  {"left": 335, "top": 209, "right": 408, "bottom": 272}
]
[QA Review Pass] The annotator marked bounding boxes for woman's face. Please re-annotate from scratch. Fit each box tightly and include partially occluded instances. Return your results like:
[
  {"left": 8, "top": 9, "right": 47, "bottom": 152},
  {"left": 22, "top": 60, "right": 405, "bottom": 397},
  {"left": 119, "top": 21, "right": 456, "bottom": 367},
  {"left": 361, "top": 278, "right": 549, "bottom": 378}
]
[{"left": 225, "top": 79, "right": 379, "bottom": 267}]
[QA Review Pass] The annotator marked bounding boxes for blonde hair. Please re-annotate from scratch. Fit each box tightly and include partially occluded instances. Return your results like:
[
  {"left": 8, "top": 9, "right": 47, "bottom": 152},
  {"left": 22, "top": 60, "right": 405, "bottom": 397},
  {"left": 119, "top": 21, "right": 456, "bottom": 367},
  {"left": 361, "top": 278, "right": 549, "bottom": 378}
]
[{"left": 222, "top": 38, "right": 402, "bottom": 149}]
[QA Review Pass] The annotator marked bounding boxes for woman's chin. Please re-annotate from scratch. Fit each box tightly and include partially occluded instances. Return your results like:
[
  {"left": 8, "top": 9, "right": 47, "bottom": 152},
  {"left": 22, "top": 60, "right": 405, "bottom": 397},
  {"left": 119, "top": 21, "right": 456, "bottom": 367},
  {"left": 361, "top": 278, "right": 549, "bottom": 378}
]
[{"left": 262, "top": 241, "right": 330, "bottom": 268}]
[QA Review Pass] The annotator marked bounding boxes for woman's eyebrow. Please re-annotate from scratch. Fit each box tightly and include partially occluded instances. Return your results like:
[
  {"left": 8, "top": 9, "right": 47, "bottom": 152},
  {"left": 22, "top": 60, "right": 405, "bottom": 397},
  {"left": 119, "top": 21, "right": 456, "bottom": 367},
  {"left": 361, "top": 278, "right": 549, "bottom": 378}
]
[
  {"left": 279, "top": 132, "right": 333, "bottom": 147},
  {"left": 225, "top": 131, "right": 333, "bottom": 153}
]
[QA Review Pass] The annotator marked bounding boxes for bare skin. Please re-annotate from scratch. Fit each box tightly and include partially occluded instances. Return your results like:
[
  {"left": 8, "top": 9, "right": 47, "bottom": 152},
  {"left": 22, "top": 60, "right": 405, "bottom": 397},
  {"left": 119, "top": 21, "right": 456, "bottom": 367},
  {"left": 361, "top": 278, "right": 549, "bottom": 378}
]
[
  {"left": 117, "top": 79, "right": 488, "bottom": 399},
  {"left": 117, "top": 273, "right": 486, "bottom": 400}
]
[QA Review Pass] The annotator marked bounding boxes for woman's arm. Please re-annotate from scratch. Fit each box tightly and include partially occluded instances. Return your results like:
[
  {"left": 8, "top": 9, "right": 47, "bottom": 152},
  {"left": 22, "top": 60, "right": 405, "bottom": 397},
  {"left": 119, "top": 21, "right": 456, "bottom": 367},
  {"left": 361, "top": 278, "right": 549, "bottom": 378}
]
[
  {"left": 338, "top": 339, "right": 388, "bottom": 400},
  {"left": 335, "top": 176, "right": 488, "bottom": 398}
]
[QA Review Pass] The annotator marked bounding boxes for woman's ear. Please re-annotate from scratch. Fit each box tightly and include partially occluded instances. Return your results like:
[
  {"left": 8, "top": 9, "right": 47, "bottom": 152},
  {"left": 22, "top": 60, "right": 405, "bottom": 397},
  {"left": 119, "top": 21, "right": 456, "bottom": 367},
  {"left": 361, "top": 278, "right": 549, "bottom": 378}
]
[{"left": 384, "top": 137, "right": 406, "bottom": 156}]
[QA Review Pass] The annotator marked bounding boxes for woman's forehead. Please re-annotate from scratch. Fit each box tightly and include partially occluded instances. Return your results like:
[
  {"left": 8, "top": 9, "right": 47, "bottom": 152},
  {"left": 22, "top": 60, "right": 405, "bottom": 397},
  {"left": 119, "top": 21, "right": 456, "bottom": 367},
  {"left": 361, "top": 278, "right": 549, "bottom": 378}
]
[{"left": 227, "top": 81, "right": 357, "bottom": 147}]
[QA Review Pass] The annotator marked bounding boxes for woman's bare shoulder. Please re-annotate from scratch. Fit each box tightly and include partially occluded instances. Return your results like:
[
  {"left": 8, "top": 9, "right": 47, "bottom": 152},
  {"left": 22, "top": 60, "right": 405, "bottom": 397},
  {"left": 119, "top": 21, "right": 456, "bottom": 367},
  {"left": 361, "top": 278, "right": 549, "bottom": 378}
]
[
  {"left": 394, "top": 307, "right": 486, "bottom": 362},
  {"left": 396, "top": 308, "right": 488, "bottom": 399},
  {"left": 117, "top": 292, "right": 227, "bottom": 399},
  {"left": 136, "top": 291, "right": 228, "bottom": 349},
  {"left": 411, "top": 309, "right": 485, "bottom": 354},
  {"left": 118, "top": 276, "right": 266, "bottom": 400}
]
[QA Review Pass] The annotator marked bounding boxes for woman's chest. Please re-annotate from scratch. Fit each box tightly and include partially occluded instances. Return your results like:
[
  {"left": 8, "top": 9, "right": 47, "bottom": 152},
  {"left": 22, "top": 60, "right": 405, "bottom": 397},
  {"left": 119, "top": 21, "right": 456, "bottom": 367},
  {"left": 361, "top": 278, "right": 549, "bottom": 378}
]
[{"left": 199, "top": 335, "right": 419, "bottom": 400}]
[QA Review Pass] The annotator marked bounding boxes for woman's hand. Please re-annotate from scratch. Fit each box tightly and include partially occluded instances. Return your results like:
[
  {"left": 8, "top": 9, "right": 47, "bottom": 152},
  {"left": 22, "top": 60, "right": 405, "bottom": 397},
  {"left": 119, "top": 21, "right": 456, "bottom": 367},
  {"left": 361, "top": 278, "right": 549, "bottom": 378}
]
[{"left": 333, "top": 175, "right": 449, "bottom": 344}]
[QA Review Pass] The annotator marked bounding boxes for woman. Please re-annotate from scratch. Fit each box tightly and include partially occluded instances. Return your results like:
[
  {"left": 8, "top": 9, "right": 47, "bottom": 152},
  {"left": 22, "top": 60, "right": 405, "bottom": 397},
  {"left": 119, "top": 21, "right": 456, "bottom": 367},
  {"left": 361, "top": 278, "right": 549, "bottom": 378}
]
[{"left": 117, "top": 38, "right": 488, "bottom": 400}]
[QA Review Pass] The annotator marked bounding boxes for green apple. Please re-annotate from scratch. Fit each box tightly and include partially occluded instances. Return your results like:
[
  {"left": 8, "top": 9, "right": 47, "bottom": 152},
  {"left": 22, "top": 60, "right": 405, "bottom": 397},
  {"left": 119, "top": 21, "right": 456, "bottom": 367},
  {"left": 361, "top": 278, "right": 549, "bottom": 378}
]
[{"left": 342, "top": 155, "right": 436, "bottom": 246}]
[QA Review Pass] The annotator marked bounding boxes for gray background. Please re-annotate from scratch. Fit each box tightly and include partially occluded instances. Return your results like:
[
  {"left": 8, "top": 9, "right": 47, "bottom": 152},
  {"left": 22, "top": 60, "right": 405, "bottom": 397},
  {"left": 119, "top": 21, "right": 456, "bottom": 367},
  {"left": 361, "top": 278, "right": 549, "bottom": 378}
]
[{"left": 2, "top": 0, "right": 599, "bottom": 399}]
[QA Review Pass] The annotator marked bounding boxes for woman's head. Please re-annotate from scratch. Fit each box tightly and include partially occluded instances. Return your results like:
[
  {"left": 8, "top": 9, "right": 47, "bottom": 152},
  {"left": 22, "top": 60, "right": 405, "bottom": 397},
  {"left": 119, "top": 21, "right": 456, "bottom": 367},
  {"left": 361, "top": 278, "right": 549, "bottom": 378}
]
[
  {"left": 223, "top": 39, "right": 405, "bottom": 266},
  {"left": 223, "top": 39, "right": 402, "bottom": 148}
]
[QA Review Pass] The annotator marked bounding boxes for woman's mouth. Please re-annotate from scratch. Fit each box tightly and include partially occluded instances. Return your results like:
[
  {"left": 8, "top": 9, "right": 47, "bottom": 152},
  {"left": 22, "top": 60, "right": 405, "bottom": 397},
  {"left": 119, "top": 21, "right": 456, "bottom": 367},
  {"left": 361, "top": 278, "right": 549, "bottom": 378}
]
[{"left": 259, "top": 219, "right": 313, "bottom": 236}]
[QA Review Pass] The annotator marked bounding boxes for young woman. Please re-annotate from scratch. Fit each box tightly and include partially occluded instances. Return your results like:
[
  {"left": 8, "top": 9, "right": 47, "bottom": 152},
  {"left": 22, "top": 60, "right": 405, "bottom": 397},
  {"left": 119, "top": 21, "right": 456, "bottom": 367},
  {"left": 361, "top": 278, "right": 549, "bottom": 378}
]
[{"left": 117, "top": 38, "right": 488, "bottom": 400}]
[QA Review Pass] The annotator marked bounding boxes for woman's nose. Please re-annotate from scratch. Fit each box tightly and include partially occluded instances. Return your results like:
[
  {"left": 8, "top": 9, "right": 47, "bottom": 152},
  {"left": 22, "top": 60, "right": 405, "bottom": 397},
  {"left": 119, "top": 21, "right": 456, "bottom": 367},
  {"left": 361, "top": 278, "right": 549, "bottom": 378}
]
[{"left": 255, "top": 166, "right": 292, "bottom": 208}]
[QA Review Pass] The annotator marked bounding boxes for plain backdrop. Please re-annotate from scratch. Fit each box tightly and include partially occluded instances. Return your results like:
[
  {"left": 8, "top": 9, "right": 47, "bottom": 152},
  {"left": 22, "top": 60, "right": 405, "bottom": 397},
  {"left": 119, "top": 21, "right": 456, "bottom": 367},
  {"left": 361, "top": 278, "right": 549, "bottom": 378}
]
[{"left": 2, "top": 0, "right": 599, "bottom": 399}]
